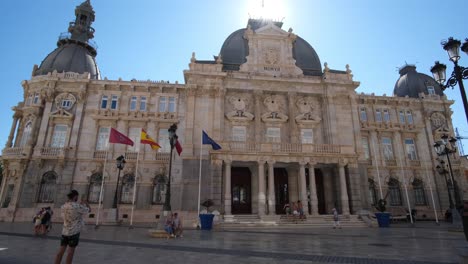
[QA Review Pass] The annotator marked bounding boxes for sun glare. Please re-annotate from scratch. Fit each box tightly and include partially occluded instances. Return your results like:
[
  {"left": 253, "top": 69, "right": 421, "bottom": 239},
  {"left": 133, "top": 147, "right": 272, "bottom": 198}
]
[{"left": 247, "top": 0, "right": 286, "bottom": 21}]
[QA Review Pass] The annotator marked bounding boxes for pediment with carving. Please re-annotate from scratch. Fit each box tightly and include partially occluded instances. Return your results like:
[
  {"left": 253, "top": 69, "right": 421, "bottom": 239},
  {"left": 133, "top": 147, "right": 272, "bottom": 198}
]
[{"left": 240, "top": 22, "right": 303, "bottom": 77}]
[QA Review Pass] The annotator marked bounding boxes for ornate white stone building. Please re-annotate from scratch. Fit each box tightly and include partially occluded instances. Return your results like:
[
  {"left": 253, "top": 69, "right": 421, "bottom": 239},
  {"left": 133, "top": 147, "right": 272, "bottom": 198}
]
[{"left": 1, "top": 1, "right": 465, "bottom": 225}]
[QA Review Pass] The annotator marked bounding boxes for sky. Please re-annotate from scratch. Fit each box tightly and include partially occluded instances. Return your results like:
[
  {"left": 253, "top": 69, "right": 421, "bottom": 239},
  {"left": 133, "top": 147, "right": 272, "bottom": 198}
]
[{"left": 0, "top": 0, "right": 467, "bottom": 152}]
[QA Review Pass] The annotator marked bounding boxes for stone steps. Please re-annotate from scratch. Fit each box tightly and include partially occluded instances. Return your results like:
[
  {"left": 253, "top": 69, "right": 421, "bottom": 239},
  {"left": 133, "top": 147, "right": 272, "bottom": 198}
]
[{"left": 218, "top": 214, "right": 369, "bottom": 228}]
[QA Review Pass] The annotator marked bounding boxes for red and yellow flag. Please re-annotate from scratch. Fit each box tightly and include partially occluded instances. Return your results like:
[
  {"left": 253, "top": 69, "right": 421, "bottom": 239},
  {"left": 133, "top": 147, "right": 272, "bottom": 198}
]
[{"left": 140, "top": 129, "right": 161, "bottom": 150}]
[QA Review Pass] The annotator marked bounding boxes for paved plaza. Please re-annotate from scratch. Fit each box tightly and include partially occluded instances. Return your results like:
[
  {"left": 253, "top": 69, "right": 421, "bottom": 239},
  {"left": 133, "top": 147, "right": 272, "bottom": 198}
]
[{"left": 0, "top": 222, "right": 466, "bottom": 264}]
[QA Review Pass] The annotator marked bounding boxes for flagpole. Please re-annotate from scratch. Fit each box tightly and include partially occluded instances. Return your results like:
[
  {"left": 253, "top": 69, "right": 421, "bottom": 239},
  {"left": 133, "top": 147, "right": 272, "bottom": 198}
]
[
  {"left": 397, "top": 144, "right": 413, "bottom": 225},
  {"left": 130, "top": 147, "right": 140, "bottom": 227},
  {"left": 198, "top": 131, "right": 203, "bottom": 218},
  {"left": 425, "top": 162, "right": 440, "bottom": 224},
  {"left": 95, "top": 147, "right": 108, "bottom": 227}
]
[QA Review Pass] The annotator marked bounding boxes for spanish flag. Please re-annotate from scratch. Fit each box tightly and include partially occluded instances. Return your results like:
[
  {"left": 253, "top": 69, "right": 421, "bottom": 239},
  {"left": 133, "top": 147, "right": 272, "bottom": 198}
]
[{"left": 140, "top": 129, "right": 161, "bottom": 150}]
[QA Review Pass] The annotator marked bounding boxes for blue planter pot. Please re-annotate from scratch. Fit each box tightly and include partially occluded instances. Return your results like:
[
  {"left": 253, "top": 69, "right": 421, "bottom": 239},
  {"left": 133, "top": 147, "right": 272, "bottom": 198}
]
[
  {"left": 375, "top": 212, "right": 391, "bottom": 227},
  {"left": 199, "top": 214, "right": 215, "bottom": 230}
]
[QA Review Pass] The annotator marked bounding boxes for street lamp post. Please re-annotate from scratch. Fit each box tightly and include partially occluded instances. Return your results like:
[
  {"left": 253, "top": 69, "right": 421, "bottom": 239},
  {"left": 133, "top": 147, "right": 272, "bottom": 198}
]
[
  {"left": 431, "top": 37, "right": 468, "bottom": 124},
  {"left": 436, "top": 160, "right": 455, "bottom": 211},
  {"left": 163, "top": 124, "right": 178, "bottom": 213},
  {"left": 434, "top": 134, "right": 462, "bottom": 226},
  {"left": 113, "top": 155, "right": 126, "bottom": 221}
]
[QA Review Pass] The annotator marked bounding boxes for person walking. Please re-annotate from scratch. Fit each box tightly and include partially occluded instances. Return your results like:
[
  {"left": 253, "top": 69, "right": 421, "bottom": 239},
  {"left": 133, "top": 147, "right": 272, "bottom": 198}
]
[
  {"left": 54, "top": 190, "right": 90, "bottom": 264},
  {"left": 332, "top": 207, "right": 341, "bottom": 229}
]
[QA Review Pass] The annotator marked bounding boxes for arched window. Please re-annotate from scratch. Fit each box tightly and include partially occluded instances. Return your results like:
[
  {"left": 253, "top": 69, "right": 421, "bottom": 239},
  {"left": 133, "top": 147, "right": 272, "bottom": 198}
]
[
  {"left": 388, "top": 178, "right": 402, "bottom": 206},
  {"left": 19, "top": 122, "right": 32, "bottom": 147},
  {"left": 38, "top": 172, "right": 57, "bottom": 203},
  {"left": 120, "top": 174, "right": 134, "bottom": 204},
  {"left": 87, "top": 173, "right": 102, "bottom": 204},
  {"left": 152, "top": 175, "right": 167, "bottom": 204},
  {"left": 412, "top": 179, "right": 427, "bottom": 206},
  {"left": 368, "top": 179, "right": 377, "bottom": 206}
]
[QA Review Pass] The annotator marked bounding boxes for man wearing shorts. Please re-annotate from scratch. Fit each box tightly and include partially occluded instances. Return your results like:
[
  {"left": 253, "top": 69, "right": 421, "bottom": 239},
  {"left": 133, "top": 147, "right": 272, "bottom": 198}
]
[{"left": 54, "top": 190, "right": 90, "bottom": 264}]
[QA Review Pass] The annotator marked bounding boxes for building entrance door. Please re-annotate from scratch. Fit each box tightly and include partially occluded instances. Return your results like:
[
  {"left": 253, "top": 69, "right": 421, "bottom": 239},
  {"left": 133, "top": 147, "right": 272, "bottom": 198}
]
[
  {"left": 231, "top": 167, "right": 251, "bottom": 214},
  {"left": 274, "top": 168, "right": 289, "bottom": 214},
  {"left": 315, "top": 169, "right": 326, "bottom": 214}
]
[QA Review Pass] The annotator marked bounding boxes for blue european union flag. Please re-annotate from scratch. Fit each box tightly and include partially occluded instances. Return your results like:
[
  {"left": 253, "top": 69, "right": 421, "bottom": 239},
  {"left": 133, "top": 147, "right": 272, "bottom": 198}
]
[{"left": 202, "top": 131, "right": 222, "bottom": 150}]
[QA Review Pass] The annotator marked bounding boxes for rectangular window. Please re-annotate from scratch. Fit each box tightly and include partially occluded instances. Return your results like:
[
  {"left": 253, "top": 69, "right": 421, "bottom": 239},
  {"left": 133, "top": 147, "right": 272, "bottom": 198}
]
[
  {"left": 140, "top": 96, "right": 147, "bottom": 111},
  {"left": 33, "top": 93, "right": 39, "bottom": 104},
  {"left": 51, "top": 125, "right": 68, "bottom": 147},
  {"left": 266, "top": 127, "right": 281, "bottom": 143},
  {"left": 130, "top": 96, "right": 137, "bottom": 111},
  {"left": 159, "top": 97, "right": 167, "bottom": 112},
  {"left": 382, "top": 137, "right": 394, "bottom": 160},
  {"left": 96, "top": 127, "right": 110, "bottom": 151},
  {"left": 61, "top": 99, "right": 72, "bottom": 109},
  {"left": 361, "top": 137, "right": 370, "bottom": 160},
  {"left": 383, "top": 109, "right": 390, "bottom": 123},
  {"left": 232, "top": 126, "right": 246, "bottom": 142},
  {"left": 399, "top": 110, "right": 405, "bottom": 123},
  {"left": 301, "top": 129, "right": 313, "bottom": 144},
  {"left": 375, "top": 109, "right": 382, "bottom": 122},
  {"left": 168, "top": 97, "right": 176, "bottom": 112},
  {"left": 100, "top": 95, "right": 108, "bottom": 109},
  {"left": 360, "top": 108, "right": 367, "bottom": 121},
  {"left": 158, "top": 129, "right": 170, "bottom": 153},
  {"left": 406, "top": 111, "right": 413, "bottom": 124},
  {"left": 128, "top": 127, "right": 140, "bottom": 151},
  {"left": 405, "top": 138, "right": 417, "bottom": 160},
  {"left": 26, "top": 94, "right": 33, "bottom": 106},
  {"left": 427, "top": 86, "right": 435, "bottom": 95},
  {"left": 110, "top": 95, "right": 118, "bottom": 110}
]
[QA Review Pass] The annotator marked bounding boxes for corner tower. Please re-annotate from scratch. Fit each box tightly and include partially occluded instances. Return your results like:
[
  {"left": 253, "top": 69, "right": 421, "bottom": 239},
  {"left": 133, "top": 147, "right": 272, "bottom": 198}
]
[{"left": 34, "top": 0, "right": 100, "bottom": 79}]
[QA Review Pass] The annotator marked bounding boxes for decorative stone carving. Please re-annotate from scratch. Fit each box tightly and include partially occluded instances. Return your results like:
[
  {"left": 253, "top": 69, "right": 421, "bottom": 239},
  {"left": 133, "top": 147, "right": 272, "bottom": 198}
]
[
  {"left": 226, "top": 94, "right": 254, "bottom": 121},
  {"left": 55, "top": 93, "right": 77, "bottom": 111},
  {"left": 264, "top": 48, "right": 279, "bottom": 65},
  {"left": 295, "top": 97, "right": 321, "bottom": 125},
  {"left": 261, "top": 95, "right": 288, "bottom": 123},
  {"left": 430, "top": 112, "right": 446, "bottom": 129}
]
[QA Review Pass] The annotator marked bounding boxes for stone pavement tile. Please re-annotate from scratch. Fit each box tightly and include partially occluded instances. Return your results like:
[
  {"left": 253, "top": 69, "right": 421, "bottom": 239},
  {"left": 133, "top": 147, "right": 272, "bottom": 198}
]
[{"left": 0, "top": 222, "right": 464, "bottom": 263}]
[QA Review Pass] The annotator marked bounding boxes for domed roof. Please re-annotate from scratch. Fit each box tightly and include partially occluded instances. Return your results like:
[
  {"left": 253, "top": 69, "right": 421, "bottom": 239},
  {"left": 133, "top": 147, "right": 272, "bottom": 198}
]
[
  {"left": 34, "top": 0, "right": 100, "bottom": 80},
  {"left": 34, "top": 41, "right": 100, "bottom": 79},
  {"left": 393, "top": 65, "right": 443, "bottom": 98},
  {"left": 219, "top": 19, "right": 322, "bottom": 76}
]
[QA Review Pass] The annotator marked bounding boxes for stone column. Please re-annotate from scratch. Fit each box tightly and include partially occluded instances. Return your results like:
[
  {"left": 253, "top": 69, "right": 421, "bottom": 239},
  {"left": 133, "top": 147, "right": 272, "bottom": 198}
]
[
  {"left": 224, "top": 160, "right": 232, "bottom": 215},
  {"left": 288, "top": 92, "right": 298, "bottom": 143},
  {"left": 254, "top": 91, "right": 263, "bottom": 142},
  {"left": 299, "top": 161, "right": 309, "bottom": 215},
  {"left": 339, "top": 162, "right": 350, "bottom": 215},
  {"left": 34, "top": 100, "right": 54, "bottom": 155},
  {"left": 257, "top": 160, "right": 266, "bottom": 216},
  {"left": 6, "top": 116, "right": 19, "bottom": 148},
  {"left": 267, "top": 160, "right": 276, "bottom": 215},
  {"left": 308, "top": 162, "right": 319, "bottom": 215}
]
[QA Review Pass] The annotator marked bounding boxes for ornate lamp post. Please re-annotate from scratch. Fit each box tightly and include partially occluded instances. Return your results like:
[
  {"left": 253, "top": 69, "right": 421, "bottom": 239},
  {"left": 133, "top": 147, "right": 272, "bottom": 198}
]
[
  {"left": 163, "top": 124, "right": 178, "bottom": 213},
  {"left": 436, "top": 160, "right": 455, "bottom": 211},
  {"left": 113, "top": 155, "right": 126, "bottom": 209},
  {"left": 430, "top": 37, "right": 468, "bottom": 124},
  {"left": 434, "top": 134, "right": 462, "bottom": 225}
]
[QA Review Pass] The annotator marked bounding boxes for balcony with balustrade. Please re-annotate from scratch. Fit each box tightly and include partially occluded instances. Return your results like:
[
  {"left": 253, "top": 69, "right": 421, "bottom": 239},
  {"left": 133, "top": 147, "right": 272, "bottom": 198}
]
[
  {"left": 2, "top": 147, "right": 30, "bottom": 159},
  {"left": 39, "top": 147, "right": 69, "bottom": 159},
  {"left": 218, "top": 141, "right": 351, "bottom": 156}
]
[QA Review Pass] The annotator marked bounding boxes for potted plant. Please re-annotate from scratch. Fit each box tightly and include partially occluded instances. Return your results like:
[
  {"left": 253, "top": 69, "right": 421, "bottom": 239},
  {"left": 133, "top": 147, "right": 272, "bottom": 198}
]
[
  {"left": 199, "top": 199, "right": 215, "bottom": 230},
  {"left": 375, "top": 198, "right": 391, "bottom": 227}
]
